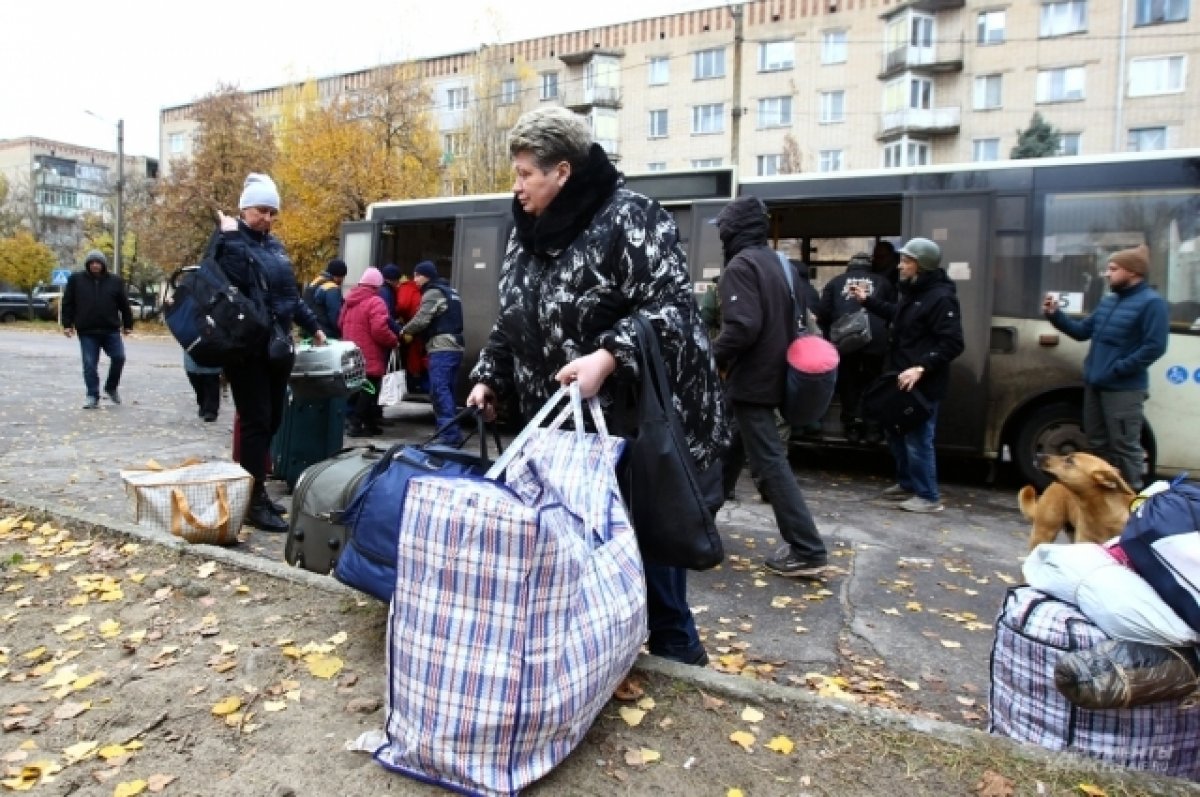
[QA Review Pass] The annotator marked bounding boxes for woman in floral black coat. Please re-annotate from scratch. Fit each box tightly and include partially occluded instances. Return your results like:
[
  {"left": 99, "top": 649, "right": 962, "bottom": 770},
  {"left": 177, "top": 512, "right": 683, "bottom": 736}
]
[{"left": 468, "top": 106, "right": 727, "bottom": 666}]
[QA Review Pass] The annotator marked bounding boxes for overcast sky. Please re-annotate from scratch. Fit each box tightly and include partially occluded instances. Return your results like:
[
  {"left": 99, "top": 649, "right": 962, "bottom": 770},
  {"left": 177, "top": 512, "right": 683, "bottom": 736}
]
[{"left": 1, "top": 0, "right": 721, "bottom": 159}]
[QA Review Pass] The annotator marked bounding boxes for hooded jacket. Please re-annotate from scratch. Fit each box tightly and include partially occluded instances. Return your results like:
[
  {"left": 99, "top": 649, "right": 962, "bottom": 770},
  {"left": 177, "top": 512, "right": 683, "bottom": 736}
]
[
  {"left": 862, "top": 268, "right": 964, "bottom": 402},
  {"left": 61, "top": 250, "right": 133, "bottom": 335},
  {"left": 1048, "top": 280, "right": 1168, "bottom": 390},
  {"left": 816, "top": 255, "right": 893, "bottom": 357},
  {"left": 470, "top": 143, "right": 728, "bottom": 469},
  {"left": 712, "top": 198, "right": 801, "bottom": 407},
  {"left": 338, "top": 285, "right": 399, "bottom": 377}
]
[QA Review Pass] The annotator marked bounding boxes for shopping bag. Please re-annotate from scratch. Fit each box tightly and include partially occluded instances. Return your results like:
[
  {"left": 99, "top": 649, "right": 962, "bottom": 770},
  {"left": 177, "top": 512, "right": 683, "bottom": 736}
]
[
  {"left": 377, "top": 350, "right": 406, "bottom": 407},
  {"left": 120, "top": 461, "right": 253, "bottom": 545},
  {"left": 367, "top": 386, "right": 646, "bottom": 796}
]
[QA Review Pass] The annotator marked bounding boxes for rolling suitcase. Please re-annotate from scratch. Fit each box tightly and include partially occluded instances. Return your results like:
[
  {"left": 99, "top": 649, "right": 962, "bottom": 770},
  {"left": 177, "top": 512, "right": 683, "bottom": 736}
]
[
  {"left": 284, "top": 445, "right": 385, "bottom": 575},
  {"left": 270, "top": 391, "right": 346, "bottom": 492},
  {"left": 990, "top": 585, "right": 1200, "bottom": 780}
]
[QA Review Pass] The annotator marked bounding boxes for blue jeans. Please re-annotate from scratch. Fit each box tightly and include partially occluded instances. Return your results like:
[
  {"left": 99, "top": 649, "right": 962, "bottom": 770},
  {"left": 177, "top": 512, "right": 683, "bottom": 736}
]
[
  {"left": 885, "top": 401, "right": 941, "bottom": 502},
  {"left": 428, "top": 350, "right": 463, "bottom": 445},
  {"left": 79, "top": 331, "right": 125, "bottom": 399},
  {"left": 644, "top": 563, "right": 704, "bottom": 662}
]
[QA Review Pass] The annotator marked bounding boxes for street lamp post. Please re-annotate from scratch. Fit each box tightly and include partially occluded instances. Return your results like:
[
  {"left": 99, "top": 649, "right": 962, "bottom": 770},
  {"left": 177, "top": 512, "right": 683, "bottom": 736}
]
[{"left": 85, "top": 111, "right": 124, "bottom": 280}]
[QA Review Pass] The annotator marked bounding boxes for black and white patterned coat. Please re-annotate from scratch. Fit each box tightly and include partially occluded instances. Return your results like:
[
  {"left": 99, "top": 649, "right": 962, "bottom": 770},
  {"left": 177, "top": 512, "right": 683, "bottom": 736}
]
[{"left": 471, "top": 187, "right": 728, "bottom": 469}]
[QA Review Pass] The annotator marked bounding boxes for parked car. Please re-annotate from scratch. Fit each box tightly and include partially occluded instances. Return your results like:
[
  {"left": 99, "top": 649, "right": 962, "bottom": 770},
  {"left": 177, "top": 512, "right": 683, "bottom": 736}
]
[
  {"left": 0, "top": 292, "right": 53, "bottom": 323},
  {"left": 127, "top": 297, "right": 160, "bottom": 321}
]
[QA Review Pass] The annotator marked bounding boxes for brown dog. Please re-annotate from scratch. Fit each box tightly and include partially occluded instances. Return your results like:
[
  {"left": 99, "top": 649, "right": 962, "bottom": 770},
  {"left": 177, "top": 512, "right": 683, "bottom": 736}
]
[{"left": 1018, "top": 452, "right": 1135, "bottom": 550}]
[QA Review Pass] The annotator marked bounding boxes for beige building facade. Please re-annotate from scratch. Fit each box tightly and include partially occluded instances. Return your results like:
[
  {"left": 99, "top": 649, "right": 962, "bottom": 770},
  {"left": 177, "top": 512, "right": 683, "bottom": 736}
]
[{"left": 159, "top": 0, "right": 1200, "bottom": 183}]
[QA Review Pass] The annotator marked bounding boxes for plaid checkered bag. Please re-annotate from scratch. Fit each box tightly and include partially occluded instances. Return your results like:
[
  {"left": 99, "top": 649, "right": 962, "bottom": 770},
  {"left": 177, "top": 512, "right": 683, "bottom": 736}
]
[
  {"left": 990, "top": 586, "right": 1200, "bottom": 779},
  {"left": 370, "top": 386, "right": 647, "bottom": 796}
]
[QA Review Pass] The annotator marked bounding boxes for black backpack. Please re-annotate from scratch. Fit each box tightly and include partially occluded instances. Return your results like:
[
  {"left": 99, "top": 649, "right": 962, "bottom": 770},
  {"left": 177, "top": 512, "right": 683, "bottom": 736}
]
[{"left": 164, "top": 232, "right": 270, "bottom": 368}]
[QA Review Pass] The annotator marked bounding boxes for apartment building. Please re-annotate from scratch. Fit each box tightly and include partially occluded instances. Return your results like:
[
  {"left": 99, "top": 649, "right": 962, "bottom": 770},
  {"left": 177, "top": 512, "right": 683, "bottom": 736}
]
[{"left": 159, "top": 0, "right": 1200, "bottom": 182}]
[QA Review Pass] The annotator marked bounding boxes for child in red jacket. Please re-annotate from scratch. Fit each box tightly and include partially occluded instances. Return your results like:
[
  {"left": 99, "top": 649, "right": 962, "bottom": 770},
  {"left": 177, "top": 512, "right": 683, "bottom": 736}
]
[{"left": 339, "top": 267, "right": 399, "bottom": 435}]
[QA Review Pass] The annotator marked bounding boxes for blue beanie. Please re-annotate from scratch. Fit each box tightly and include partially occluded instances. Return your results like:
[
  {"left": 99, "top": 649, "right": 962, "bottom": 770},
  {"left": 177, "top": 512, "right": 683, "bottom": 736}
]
[
  {"left": 381, "top": 264, "right": 402, "bottom": 281},
  {"left": 325, "top": 259, "right": 347, "bottom": 278},
  {"left": 239, "top": 173, "right": 280, "bottom": 210},
  {"left": 414, "top": 261, "right": 438, "bottom": 280}
]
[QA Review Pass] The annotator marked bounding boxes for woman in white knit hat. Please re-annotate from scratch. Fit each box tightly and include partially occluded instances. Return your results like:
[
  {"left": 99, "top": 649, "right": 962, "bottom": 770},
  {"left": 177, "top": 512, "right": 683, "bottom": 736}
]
[{"left": 215, "top": 173, "right": 328, "bottom": 533}]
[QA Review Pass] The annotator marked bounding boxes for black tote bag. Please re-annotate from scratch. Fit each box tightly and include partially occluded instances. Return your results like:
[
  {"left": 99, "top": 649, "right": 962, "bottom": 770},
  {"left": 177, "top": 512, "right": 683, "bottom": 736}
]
[{"left": 618, "top": 315, "right": 724, "bottom": 571}]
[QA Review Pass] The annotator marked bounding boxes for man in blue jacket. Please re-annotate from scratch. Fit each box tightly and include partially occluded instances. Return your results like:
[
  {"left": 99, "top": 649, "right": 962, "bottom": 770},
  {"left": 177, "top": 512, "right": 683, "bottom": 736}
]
[{"left": 1043, "top": 244, "right": 1168, "bottom": 490}]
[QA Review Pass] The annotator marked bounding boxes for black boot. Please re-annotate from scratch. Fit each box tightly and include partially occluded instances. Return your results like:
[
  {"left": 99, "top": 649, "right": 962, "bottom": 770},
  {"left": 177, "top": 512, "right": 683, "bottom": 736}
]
[{"left": 246, "top": 496, "right": 287, "bottom": 533}]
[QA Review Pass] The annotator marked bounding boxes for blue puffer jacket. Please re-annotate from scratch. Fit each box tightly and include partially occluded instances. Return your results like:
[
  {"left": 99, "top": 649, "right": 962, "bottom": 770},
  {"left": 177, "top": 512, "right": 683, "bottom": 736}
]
[
  {"left": 217, "top": 222, "right": 321, "bottom": 339},
  {"left": 1049, "top": 280, "right": 1168, "bottom": 391}
]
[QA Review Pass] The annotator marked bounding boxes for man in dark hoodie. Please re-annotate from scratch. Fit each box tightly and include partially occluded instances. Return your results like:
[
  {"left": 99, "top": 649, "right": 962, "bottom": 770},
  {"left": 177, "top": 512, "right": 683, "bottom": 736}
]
[
  {"left": 849, "top": 237, "right": 964, "bottom": 513},
  {"left": 61, "top": 249, "right": 134, "bottom": 409},
  {"left": 713, "top": 196, "right": 829, "bottom": 579}
]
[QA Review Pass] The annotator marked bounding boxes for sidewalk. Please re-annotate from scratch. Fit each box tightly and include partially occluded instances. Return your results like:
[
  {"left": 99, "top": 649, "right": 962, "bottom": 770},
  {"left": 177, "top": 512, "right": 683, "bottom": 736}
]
[{"left": 0, "top": 328, "right": 1193, "bottom": 795}]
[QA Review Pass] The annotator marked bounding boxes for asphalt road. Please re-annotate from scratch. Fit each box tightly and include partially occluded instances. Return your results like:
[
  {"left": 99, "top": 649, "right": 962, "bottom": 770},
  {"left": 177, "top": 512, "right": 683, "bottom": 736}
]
[{"left": 0, "top": 325, "right": 1032, "bottom": 728}]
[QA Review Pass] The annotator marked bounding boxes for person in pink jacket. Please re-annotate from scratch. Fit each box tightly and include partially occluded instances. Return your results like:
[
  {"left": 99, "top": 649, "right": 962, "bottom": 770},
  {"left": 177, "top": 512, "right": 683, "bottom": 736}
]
[{"left": 339, "top": 267, "right": 399, "bottom": 436}]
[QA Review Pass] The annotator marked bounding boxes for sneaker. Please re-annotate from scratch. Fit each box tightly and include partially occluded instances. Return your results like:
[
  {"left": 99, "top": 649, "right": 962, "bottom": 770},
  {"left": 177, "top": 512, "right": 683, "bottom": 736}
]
[
  {"left": 897, "top": 496, "right": 944, "bottom": 513},
  {"left": 764, "top": 546, "right": 829, "bottom": 578},
  {"left": 881, "top": 484, "right": 913, "bottom": 501},
  {"left": 104, "top": 388, "right": 121, "bottom": 404},
  {"left": 82, "top": 396, "right": 99, "bottom": 409}
]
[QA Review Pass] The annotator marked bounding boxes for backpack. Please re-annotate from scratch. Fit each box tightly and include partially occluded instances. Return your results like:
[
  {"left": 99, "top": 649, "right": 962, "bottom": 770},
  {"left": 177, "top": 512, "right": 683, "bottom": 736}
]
[
  {"left": 1119, "top": 477, "right": 1200, "bottom": 633},
  {"left": 164, "top": 233, "right": 270, "bottom": 368}
]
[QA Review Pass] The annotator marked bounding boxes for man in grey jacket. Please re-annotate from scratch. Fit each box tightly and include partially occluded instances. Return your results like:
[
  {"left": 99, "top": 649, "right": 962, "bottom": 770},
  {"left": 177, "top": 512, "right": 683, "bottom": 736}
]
[{"left": 713, "top": 196, "right": 828, "bottom": 578}]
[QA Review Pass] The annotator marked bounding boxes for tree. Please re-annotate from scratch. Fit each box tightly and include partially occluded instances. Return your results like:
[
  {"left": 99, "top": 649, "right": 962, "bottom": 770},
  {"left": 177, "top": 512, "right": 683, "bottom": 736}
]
[
  {"left": 272, "top": 69, "right": 440, "bottom": 281},
  {"left": 141, "top": 86, "right": 277, "bottom": 272},
  {"left": 0, "top": 175, "right": 26, "bottom": 239},
  {"left": 1011, "top": 112, "right": 1062, "bottom": 159},
  {"left": 780, "top": 133, "right": 803, "bottom": 174},
  {"left": 0, "top": 232, "right": 58, "bottom": 306}
]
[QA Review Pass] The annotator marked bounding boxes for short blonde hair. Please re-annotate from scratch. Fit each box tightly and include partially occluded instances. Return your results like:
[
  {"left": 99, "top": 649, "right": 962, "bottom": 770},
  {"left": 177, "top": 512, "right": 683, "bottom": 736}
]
[{"left": 507, "top": 106, "right": 592, "bottom": 171}]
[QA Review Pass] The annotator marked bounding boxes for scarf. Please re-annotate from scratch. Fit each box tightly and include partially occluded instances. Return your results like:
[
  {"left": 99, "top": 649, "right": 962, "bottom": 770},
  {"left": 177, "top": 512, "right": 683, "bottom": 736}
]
[{"left": 513, "top": 143, "right": 622, "bottom": 258}]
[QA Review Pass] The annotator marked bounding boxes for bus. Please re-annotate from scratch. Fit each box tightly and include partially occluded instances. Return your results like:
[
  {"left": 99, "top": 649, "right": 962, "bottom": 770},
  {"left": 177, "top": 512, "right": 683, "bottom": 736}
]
[{"left": 340, "top": 151, "right": 1200, "bottom": 485}]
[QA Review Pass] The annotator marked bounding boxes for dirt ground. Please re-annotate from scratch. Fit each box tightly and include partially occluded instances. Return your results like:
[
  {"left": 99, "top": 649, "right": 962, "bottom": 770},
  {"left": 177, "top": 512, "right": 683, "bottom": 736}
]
[{"left": 3, "top": 506, "right": 1197, "bottom": 797}]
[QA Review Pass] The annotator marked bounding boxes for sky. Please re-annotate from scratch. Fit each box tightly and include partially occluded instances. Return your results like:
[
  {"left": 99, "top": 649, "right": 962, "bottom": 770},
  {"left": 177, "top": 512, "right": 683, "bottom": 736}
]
[{"left": 0, "top": 0, "right": 722, "bottom": 159}]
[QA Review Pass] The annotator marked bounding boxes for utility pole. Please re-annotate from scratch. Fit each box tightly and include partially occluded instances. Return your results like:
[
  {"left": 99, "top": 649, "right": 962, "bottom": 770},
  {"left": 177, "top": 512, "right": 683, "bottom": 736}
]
[
  {"left": 729, "top": 3, "right": 744, "bottom": 170},
  {"left": 115, "top": 119, "right": 124, "bottom": 281}
]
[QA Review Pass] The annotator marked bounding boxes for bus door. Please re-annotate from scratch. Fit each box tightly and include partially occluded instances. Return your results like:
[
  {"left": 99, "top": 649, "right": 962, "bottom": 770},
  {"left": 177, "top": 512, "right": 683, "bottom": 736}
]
[
  {"left": 904, "top": 192, "right": 994, "bottom": 453},
  {"left": 451, "top": 212, "right": 511, "bottom": 389},
  {"left": 686, "top": 200, "right": 728, "bottom": 292},
  {"left": 338, "top": 221, "right": 379, "bottom": 286}
]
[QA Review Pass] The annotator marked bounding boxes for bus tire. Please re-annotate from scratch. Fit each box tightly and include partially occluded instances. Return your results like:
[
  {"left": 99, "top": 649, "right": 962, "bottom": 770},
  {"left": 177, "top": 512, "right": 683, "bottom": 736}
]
[{"left": 1012, "top": 402, "right": 1085, "bottom": 489}]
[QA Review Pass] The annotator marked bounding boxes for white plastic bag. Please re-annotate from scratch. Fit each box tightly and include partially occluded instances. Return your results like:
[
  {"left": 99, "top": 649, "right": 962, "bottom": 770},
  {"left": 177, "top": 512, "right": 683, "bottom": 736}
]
[{"left": 377, "top": 350, "right": 406, "bottom": 407}]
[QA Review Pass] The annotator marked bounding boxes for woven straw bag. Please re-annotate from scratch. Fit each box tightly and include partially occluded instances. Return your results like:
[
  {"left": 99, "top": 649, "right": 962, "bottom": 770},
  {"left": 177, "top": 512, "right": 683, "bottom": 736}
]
[{"left": 120, "top": 461, "right": 254, "bottom": 545}]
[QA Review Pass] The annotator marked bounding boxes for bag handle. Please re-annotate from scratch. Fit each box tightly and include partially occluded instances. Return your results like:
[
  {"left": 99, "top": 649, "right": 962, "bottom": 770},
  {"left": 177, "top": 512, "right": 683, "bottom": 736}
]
[
  {"left": 420, "top": 406, "right": 501, "bottom": 462},
  {"left": 629, "top": 315, "right": 676, "bottom": 420},
  {"left": 485, "top": 384, "right": 608, "bottom": 480},
  {"left": 170, "top": 483, "right": 230, "bottom": 540}
]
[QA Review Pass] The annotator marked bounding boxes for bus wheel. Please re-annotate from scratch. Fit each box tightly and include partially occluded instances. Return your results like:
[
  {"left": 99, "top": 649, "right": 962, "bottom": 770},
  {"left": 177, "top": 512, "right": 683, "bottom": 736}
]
[{"left": 1013, "top": 402, "right": 1085, "bottom": 489}]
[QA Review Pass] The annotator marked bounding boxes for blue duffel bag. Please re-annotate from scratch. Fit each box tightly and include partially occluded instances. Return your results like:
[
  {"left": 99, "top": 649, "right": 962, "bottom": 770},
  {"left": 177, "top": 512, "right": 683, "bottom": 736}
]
[{"left": 334, "top": 409, "right": 499, "bottom": 601}]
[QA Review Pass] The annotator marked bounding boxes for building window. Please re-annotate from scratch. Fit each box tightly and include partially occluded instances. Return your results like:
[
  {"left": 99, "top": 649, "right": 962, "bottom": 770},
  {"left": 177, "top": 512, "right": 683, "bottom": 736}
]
[
  {"left": 500, "top": 79, "right": 519, "bottom": 106},
  {"left": 977, "top": 10, "right": 1007, "bottom": 43},
  {"left": 693, "top": 48, "right": 726, "bottom": 80},
  {"left": 1058, "top": 132, "right": 1082, "bottom": 155},
  {"left": 821, "top": 30, "right": 847, "bottom": 64},
  {"left": 819, "top": 90, "right": 846, "bottom": 123},
  {"left": 648, "top": 56, "right": 669, "bottom": 85},
  {"left": 1128, "top": 55, "right": 1187, "bottom": 96},
  {"left": 446, "top": 87, "right": 468, "bottom": 111},
  {"left": 757, "top": 154, "right": 782, "bottom": 176},
  {"left": 819, "top": 149, "right": 844, "bottom": 172},
  {"left": 1136, "top": 0, "right": 1188, "bottom": 24},
  {"left": 1040, "top": 0, "right": 1087, "bottom": 37},
  {"left": 691, "top": 103, "right": 725, "bottom": 134},
  {"left": 911, "top": 15, "right": 934, "bottom": 47},
  {"left": 757, "top": 97, "right": 792, "bottom": 128},
  {"left": 973, "top": 138, "right": 1001, "bottom": 161},
  {"left": 1037, "top": 66, "right": 1085, "bottom": 102},
  {"left": 442, "top": 132, "right": 465, "bottom": 157},
  {"left": 691, "top": 158, "right": 723, "bottom": 168},
  {"left": 1128, "top": 126, "right": 1167, "bottom": 151},
  {"left": 540, "top": 72, "right": 559, "bottom": 100},
  {"left": 648, "top": 109, "right": 669, "bottom": 138},
  {"left": 168, "top": 133, "right": 185, "bottom": 155},
  {"left": 759, "top": 41, "right": 794, "bottom": 71},
  {"left": 883, "top": 138, "right": 930, "bottom": 168},
  {"left": 646, "top": 161, "right": 667, "bottom": 172},
  {"left": 974, "top": 74, "right": 1003, "bottom": 109}
]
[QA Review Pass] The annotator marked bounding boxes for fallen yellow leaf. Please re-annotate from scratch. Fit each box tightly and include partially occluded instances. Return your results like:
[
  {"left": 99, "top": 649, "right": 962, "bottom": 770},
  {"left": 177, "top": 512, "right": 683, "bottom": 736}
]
[
  {"left": 211, "top": 696, "right": 243, "bottom": 717},
  {"left": 114, "top": 779, "right": 148, "bottom": 797},
  {"left": 197, "top": 562, "right": 217, "bottom": 579},
  {"left": 304, "top": 653, "right": 344, "bottom": 680},
  {"left": 145, "top": 773, "right": 176, "bottom": 792},
  {"left": 636, "top": 697, "right": 656, "bottom": 711},
  {"left": 328, "top": 631, "right": 348, "bottom": 646},
  {"left": 1077, "top": 786, "right": 1108, "bottom": 797},
  {"left": 766, "top": 735, "right": 795, "bottom": 754},
  {"left": 740, "top": 707, "right": 764, "bottom": 723},
  {"left": 98, "top": 744, "right": 131, "bottom": 760},
  {"left": 99, "top": 619, "right": 121, "bottom": 639},
  {"left": 727, "top": 790, "right": 745, "bottom": 797},
  {"left": 729, "top": 730, "right": 756, "bottom": 751},
  {"left": 263, "top": 700, "right": 288, "bottom": 713},
  {"left": 62, "top": 740, "right": 99, "bottom": 763},
  {"left": 940, "top": 640, "right": 962, "bottom": 649},
  {"left": 619, "top": 707, "right": 646, "bottom": 727}
]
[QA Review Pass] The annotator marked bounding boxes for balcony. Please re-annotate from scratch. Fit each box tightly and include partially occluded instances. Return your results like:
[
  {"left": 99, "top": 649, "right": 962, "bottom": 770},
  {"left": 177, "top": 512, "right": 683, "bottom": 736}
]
[
  {"left": 877, "top": 106, "right": 960, "bottom": 139},
  {"left": 595, "top": 138, "right": 620, "bottom": 161},
  {"left": 561, "top": 85, "right": 623, "bottom": 111},
  {"left": 878, "top": 42, "right": 964, "bottom": 80}
]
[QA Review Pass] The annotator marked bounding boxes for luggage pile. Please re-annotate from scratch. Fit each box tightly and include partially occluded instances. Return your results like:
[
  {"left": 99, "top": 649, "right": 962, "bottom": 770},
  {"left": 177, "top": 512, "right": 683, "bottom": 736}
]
[{"left": 990, "top": 477, "right": 1200, "bottom": 780}]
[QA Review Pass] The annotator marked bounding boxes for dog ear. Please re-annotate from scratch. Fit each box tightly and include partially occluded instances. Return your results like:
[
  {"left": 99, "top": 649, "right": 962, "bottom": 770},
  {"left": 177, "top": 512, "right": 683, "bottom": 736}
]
[{"left": 1092, "top": 467, "right": 1128, "bottom": 492}]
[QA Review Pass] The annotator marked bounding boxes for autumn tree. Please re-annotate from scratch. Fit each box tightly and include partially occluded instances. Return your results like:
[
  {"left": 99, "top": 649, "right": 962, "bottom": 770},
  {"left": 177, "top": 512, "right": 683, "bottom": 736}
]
[
  {"left": 0, "top": 232, "right": 58, "bottom": 303},
  {"left": 0, "top": 175, "right": 27, "bottom": 239},
  {"left": 780, "top": 133, "right": 803, "bottom": 174},
  {"left": 142, "top": 86, "right": 277, "bottom": 272},
  {"left": 1011, "top": 112, "right": 1062, "bottom": 159},
  {"left": 443, "top": 47, "right": 531, "bottom": 195},
  {"left": 272, "top": 68, "right": 440, "bottom": 281}
]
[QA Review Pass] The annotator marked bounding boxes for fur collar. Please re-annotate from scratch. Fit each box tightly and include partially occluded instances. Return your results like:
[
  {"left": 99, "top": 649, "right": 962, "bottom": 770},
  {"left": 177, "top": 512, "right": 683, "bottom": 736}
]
[{"left": 513, "top": 144, "right": 621, "bottom": 258}]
